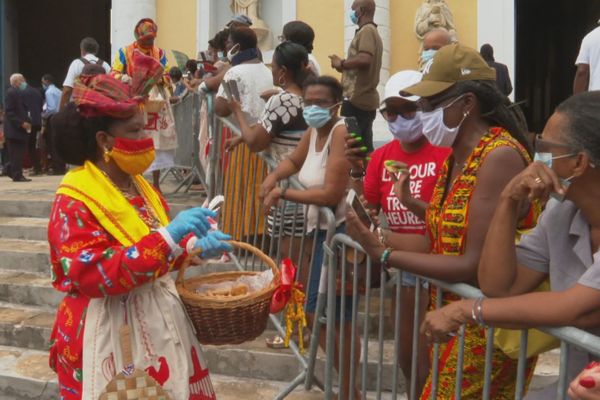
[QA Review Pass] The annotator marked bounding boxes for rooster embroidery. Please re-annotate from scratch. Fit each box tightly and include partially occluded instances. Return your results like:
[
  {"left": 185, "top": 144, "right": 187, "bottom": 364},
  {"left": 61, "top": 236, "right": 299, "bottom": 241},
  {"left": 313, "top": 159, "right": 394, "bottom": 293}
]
[{"left": 145, "top": 356, "right": 170, "bottom": 386}]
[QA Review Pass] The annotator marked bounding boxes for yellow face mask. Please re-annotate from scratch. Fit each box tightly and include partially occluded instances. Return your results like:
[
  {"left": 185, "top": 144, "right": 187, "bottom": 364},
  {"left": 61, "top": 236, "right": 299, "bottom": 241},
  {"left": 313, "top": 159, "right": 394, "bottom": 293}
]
[{"left": 108, "top": 137, "right": 155, "bottom": 176}]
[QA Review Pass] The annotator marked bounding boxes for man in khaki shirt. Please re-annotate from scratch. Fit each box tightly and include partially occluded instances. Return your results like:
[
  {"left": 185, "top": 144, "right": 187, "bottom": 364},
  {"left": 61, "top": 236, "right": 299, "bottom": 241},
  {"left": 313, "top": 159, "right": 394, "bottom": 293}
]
[{"left": 330, "top": 0, "right": 383, "bottom": 152}]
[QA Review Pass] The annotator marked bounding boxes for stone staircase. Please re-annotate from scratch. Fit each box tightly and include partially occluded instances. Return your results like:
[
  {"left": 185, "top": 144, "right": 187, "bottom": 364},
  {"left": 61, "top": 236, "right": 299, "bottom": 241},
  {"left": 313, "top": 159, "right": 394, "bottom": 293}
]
[{"left": 0, "top": 176, "right": 559, "bottom": 399}]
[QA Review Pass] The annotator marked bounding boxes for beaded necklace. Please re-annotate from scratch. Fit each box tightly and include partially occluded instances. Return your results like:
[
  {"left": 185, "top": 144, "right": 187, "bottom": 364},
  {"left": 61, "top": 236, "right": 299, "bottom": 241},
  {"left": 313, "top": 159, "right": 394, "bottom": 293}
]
[{"left": 100, "top": 170, "right": 162, "bottom": 229}]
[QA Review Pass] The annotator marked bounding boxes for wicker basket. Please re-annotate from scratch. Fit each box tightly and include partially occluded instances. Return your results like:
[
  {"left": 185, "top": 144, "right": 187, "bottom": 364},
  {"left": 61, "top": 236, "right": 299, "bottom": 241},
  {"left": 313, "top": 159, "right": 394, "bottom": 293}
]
[
  {"left": 145, "top": 99, "right": 166, "bottom": 113},
  {"left": 176, "top": 241, "right": 279, "bottom": 346}
]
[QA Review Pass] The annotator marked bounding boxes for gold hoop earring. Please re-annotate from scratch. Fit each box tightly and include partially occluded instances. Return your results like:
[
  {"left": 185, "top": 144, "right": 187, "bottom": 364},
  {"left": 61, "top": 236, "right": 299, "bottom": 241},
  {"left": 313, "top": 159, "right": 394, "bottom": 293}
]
[{"left": 103, "top": 147, "right": 111, "bottom": 163}]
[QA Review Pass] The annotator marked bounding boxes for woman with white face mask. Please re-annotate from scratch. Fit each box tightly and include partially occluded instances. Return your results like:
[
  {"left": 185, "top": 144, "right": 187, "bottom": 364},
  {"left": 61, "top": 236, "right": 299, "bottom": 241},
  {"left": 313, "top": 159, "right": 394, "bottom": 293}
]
[
  {"left": 345, "top": 70, "right": 449, "bottom": 397},
  {"left": 345, "top": 44, "right": 538, "bottom": 399}
]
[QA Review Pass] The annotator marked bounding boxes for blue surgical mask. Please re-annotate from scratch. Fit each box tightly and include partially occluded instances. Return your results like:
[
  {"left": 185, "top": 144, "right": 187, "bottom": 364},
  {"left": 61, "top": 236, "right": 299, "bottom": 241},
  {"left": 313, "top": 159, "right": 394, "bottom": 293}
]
[
  {"left": 350, "top": 9, "right": 360, "bottom": 25},
  {"left": 303, "top": 105, "right": 333, "bottom": 129},
  {"left": 217, "top": 51, "right": 226, "bottom": 61},
  {"left": 18, "top": 82, "right": 27, "bottom": 91},
  {"left": 421, "top": 49, "right": 437, "bottom": 64},
  {"left": 533, "top": 152, "right": 576, "bottom": 202}
]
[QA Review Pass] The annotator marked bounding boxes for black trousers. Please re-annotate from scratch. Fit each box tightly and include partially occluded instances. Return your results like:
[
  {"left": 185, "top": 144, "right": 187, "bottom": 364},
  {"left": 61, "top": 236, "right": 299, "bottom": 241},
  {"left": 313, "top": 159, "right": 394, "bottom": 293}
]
[
  {"left": 27, "top": 125, "right": 41, "bottom": 173},
  {"left": 341, "top": 100, "right": 377, "bottom": 152},
  {"left": 7, "top": 138, "right": 27, "bottom": 180},
  {"left": 45, "top": 124, "right": 66, "bottom": 173}
]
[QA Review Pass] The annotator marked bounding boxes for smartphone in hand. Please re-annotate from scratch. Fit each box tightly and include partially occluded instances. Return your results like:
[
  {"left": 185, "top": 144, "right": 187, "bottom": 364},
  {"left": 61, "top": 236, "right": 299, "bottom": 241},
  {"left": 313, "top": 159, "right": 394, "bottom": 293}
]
[
  {"left": 228, "top": 80, "right": 241, "bottom": 102},
  {"left": 346, "top": 189, "right": 375, "bottom": 232},
  {"left": 344, "top": 117, "right": 368, "bottom": 156}
]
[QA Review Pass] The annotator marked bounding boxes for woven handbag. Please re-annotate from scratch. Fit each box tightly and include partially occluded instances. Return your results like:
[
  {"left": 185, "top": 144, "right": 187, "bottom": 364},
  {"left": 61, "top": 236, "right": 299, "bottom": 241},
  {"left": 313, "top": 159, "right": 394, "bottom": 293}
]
[{"left": 99, "top": 325, "right": 172, "bottom": 400}]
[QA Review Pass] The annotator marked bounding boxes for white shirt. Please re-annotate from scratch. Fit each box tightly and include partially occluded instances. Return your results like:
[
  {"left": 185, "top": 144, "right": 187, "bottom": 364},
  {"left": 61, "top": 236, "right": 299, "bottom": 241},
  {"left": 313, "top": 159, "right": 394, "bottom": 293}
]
[
  {"left": 63, "top": 54, "right": 111, "bottom": 88},
  {"left": 216, "top": 62, "right": 273, "bottom": 124},
  {"left": 308, "top": 54, "right": 321, "bottom": 76},
  {"left": 576, "top": 26, "right": 600, "bottom": 90}
]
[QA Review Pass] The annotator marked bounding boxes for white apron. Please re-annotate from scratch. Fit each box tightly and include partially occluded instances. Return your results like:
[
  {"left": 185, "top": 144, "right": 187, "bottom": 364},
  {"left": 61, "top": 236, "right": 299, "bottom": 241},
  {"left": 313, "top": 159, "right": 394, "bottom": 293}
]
[
  {"left": 146, "top": 86, "right": 178, "bottom": 151},
  {"left": 81, "top": 274, "right": 216, "bottom": 400}
]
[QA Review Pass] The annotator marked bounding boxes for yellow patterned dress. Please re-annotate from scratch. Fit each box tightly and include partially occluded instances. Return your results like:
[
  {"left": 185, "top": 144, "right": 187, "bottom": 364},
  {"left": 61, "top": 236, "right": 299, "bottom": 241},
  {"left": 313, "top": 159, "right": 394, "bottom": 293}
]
[{"left": 420, "top": 128, "right": 540, "bottom": 399}]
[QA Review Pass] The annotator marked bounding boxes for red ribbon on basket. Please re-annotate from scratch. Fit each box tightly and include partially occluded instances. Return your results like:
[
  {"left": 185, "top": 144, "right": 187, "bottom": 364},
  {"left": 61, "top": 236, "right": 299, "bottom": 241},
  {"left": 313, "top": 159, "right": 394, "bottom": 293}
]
[{"left": 270, "top": 259, "right": 307, "bottom": 353}]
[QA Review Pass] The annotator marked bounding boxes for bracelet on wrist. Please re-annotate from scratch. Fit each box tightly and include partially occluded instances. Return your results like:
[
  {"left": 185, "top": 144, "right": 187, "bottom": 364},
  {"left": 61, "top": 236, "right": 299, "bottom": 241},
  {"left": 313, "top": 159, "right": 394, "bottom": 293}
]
[
  {"left": 280, "top": 186, "right": 288, "bottom": 200},
  {"left": 471, "top": 297, "right": 486, "bottom": 325},
  {"left": 349, "top": 169, "right": 366, "bottom": 179},
  {"left": 380, "top": 247, "right": 393, "bottom": 269},
  {"left": 378, "top": 228, "right": 388, "bottom": 247}
]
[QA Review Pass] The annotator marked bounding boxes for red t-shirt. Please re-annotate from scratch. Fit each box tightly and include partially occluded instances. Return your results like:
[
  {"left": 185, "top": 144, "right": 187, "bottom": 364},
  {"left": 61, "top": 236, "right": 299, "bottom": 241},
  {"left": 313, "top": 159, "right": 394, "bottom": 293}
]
[{"left": 363, "top": 140, "right": 450, "bottom": 234}]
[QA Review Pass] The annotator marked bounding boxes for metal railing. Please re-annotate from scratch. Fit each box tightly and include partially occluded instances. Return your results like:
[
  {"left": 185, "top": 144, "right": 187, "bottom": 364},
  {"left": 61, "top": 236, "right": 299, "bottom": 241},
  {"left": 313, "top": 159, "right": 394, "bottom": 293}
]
[
  {"left": 163, "top": 92, "right": 206, "bottom": 195},
  {"left": 204, "top": 93, "right": 339, "bottom": 399},
  {"left": 194, "top": 91, "right": 600, "bottom": 399},
  {"left": 320, "top": 233, "right": 600, "bottom": 399}
]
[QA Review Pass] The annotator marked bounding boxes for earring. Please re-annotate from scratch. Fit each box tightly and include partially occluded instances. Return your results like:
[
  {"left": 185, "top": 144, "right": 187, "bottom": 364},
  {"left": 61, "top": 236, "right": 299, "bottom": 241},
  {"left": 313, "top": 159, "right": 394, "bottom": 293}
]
[
  {"left": 278, "top": 75, "right": 286, "bottom": 88},
  {"left": 103, "top": 147, "right": 111, "bottom": 163}
]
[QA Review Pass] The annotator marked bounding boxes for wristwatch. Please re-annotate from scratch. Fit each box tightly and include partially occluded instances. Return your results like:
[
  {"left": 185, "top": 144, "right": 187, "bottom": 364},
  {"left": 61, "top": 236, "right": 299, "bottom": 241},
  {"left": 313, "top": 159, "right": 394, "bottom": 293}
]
[{"left": 349, "top": 169, "right": 365, "bottom": 181}]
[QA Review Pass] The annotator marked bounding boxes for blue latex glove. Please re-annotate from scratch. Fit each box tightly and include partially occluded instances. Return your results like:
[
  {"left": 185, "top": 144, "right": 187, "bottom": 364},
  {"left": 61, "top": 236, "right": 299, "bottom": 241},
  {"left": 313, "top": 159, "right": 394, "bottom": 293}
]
[
  {"left": 166, "top": 207, "right": 216, "bottom": 243},
  {"left": 195, "top": 231, "right": 233, "bottom": 259}
]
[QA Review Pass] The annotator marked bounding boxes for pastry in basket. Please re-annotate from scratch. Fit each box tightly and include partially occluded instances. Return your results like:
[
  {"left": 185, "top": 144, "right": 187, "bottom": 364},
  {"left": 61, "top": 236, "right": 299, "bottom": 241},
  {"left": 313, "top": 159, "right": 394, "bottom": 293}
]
[{"left": 47, "top": 45, "right": 232, "bottom": 400}]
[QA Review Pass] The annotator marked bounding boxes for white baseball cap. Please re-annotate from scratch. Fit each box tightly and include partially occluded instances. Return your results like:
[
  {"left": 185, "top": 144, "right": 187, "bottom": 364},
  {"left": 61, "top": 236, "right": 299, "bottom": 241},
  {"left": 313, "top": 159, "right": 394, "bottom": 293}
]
[{"left": 382, "top": 70, "right": 423, "bottom": 104}]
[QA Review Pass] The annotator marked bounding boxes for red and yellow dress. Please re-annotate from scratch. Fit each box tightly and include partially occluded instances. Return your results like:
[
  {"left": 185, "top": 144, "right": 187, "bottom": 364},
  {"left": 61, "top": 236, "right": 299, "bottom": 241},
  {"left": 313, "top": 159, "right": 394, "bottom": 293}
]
[
  {"left": 48, "top": 161, "right": 215, "bottom": 399},
  {"left": 420, "top": 128, "right": 540, "bottom": 399}
]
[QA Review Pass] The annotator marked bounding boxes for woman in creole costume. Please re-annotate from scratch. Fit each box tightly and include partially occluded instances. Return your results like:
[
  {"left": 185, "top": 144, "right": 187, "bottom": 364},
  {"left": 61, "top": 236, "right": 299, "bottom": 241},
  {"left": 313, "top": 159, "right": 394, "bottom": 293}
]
[{"left": 48, "top": 51, "right": 231, "bottom": 399}]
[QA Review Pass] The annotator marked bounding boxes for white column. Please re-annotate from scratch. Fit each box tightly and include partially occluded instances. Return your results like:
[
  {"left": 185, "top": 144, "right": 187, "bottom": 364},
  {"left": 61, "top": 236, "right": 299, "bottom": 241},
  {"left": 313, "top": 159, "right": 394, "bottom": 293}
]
[
  {"left": 281, "top": 0, "right": 297, "bottom": 23},
  {"left": 477, "top": 0, "right": 515, "bottom": 100},
  {"left": 111, "top": 0, "right": 157, "bottom": 61},
  {"left": 197, "top": 0, "right": 217, "bottom": 55}
]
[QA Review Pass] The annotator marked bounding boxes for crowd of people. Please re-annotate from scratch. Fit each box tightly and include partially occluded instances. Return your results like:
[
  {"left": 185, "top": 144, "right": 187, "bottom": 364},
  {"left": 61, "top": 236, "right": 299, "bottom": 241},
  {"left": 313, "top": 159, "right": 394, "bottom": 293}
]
[{"left": 4, "top": 0, "right": 599, "bottom": 397}]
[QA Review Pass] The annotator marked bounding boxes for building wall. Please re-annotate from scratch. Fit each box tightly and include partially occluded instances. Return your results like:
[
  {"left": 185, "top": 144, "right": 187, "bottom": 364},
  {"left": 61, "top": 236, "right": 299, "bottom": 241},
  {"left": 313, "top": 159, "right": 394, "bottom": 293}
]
[
  {"left": 390, "top": 0, "right": 478, "bottom": 73},
  {"left": 148, "top": 0, "right": 479, "bottom": 76},
  {"left": 155, "top": 0, "right": 198, "bottom": 65},
  {"left": 296, "top": 0, "right": 345, "bottom": 76}
]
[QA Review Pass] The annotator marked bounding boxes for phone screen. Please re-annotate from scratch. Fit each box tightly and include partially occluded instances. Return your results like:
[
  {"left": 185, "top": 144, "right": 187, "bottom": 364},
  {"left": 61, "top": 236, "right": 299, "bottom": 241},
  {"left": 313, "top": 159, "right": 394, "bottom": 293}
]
[
  {"left": 344, "top": 117, "right": 360, "bottom": 136},
  {"left": 228, "top": 80, "right": 240, "bottom": 102},
  {"left": 351, "top": 194, "right": 375, "bottom": 231}
]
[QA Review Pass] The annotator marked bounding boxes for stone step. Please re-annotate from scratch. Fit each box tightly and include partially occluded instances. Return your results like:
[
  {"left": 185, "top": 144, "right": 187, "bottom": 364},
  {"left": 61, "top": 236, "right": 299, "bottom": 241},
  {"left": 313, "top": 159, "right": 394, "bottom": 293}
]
[
  {"left": 0, "top": 217, "right": 48, "bottom": 241},
  {"left": 0, "top": 199, "right": 53, "bottom": 219},
  {"left": 0, "top": 270, "right": 61, "bottom": 309},
  {"left": 0, "top": 239, "right": 50, "bottom": 275},
  {"left": 0, "top": 344, "right": 335, "bottom": 400},
  {"left": 0, "top": 304, "right": 53, "bottom": 351},
  {"left": 0, "top": 301, "right": 405, "bottom": 392}
]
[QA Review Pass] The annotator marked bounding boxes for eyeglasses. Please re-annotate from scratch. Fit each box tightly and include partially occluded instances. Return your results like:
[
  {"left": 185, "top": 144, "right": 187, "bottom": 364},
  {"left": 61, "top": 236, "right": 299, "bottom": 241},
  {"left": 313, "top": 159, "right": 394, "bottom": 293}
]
[
  {"left": 533, "top": 134, "right": 576, "bottom": 153},
  {"left": 379, "top": 107, "right": 417, "bottom": 122}
]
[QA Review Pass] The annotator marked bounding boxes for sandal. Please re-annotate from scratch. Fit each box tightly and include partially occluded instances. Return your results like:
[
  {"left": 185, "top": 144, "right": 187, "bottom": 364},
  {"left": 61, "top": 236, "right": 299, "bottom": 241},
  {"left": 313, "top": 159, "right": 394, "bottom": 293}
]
[{"left": 265, "top": 335, "right": 286, "bottom": 349}]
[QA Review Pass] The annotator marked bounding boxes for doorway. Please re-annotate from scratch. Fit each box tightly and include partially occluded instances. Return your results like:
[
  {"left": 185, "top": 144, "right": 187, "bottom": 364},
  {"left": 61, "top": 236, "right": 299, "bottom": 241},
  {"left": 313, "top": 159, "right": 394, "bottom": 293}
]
[
  {"left": 4, "top": 0, "right": 111, "bottom": 92},
  {"left": 515, "top": 0, "right": 600, "bottom": 133}
]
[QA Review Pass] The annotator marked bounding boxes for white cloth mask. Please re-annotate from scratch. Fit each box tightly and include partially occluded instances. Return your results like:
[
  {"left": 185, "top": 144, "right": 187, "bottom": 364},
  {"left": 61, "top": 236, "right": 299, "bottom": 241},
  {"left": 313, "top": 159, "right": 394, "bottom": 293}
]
[
  {"left": 421, "top": 95, "right": 467, "bottom": 148},
  {"left": 388, "top": 112, "right": 423, "bottom": 143}
]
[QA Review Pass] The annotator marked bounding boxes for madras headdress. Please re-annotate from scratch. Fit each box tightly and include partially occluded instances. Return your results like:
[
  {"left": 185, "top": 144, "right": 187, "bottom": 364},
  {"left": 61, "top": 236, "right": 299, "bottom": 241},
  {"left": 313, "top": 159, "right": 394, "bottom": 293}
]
[
  {"left": 135, "top": 18, "right": 158, "bottom": 42},
  {"left": 72, "top": 50, "right": 164, "bottom": 118}
]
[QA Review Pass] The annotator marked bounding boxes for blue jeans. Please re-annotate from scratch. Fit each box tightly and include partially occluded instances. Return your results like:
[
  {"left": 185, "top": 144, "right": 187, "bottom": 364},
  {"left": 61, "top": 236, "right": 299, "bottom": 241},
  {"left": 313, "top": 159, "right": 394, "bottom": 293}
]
[{"left": 305, "top": 224, "right": 354, "bottom": 321}]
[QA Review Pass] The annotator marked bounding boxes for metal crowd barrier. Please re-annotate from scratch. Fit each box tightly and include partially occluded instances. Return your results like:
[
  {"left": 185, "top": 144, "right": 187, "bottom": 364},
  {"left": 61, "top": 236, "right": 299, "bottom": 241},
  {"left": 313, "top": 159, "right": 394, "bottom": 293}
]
[
  {"left": 164, "top": 92, "right": 206, "bottom": 195},
  {"left": 319, "top": 233, "right": 600, "bottom": 400},
  {"left": 203, "top": 93, "right": 339, "bottom": 399}
]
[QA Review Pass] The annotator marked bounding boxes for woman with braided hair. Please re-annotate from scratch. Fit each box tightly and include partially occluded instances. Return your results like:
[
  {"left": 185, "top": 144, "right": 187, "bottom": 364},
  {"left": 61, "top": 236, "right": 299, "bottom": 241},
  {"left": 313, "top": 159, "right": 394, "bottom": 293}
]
[{"left": 346, "top": 43, "right": 538, "bottom": 398}]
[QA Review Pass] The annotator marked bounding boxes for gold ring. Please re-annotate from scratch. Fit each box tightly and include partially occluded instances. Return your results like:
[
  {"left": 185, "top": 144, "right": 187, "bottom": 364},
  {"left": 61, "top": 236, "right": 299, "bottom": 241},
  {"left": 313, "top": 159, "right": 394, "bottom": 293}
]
[{"left": 534, "top": 177, "right": 542, "bottom": 184}]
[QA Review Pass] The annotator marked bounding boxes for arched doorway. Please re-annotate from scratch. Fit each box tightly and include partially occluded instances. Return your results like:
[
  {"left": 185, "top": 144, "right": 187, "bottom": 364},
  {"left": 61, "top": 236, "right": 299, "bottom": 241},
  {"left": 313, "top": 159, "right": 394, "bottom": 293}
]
[
  {"left": 515, "top": 0, "right": 600, "bottom": 133},
  {"left": 2, "top": 0, "right": 111, "bottom": 95}
]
